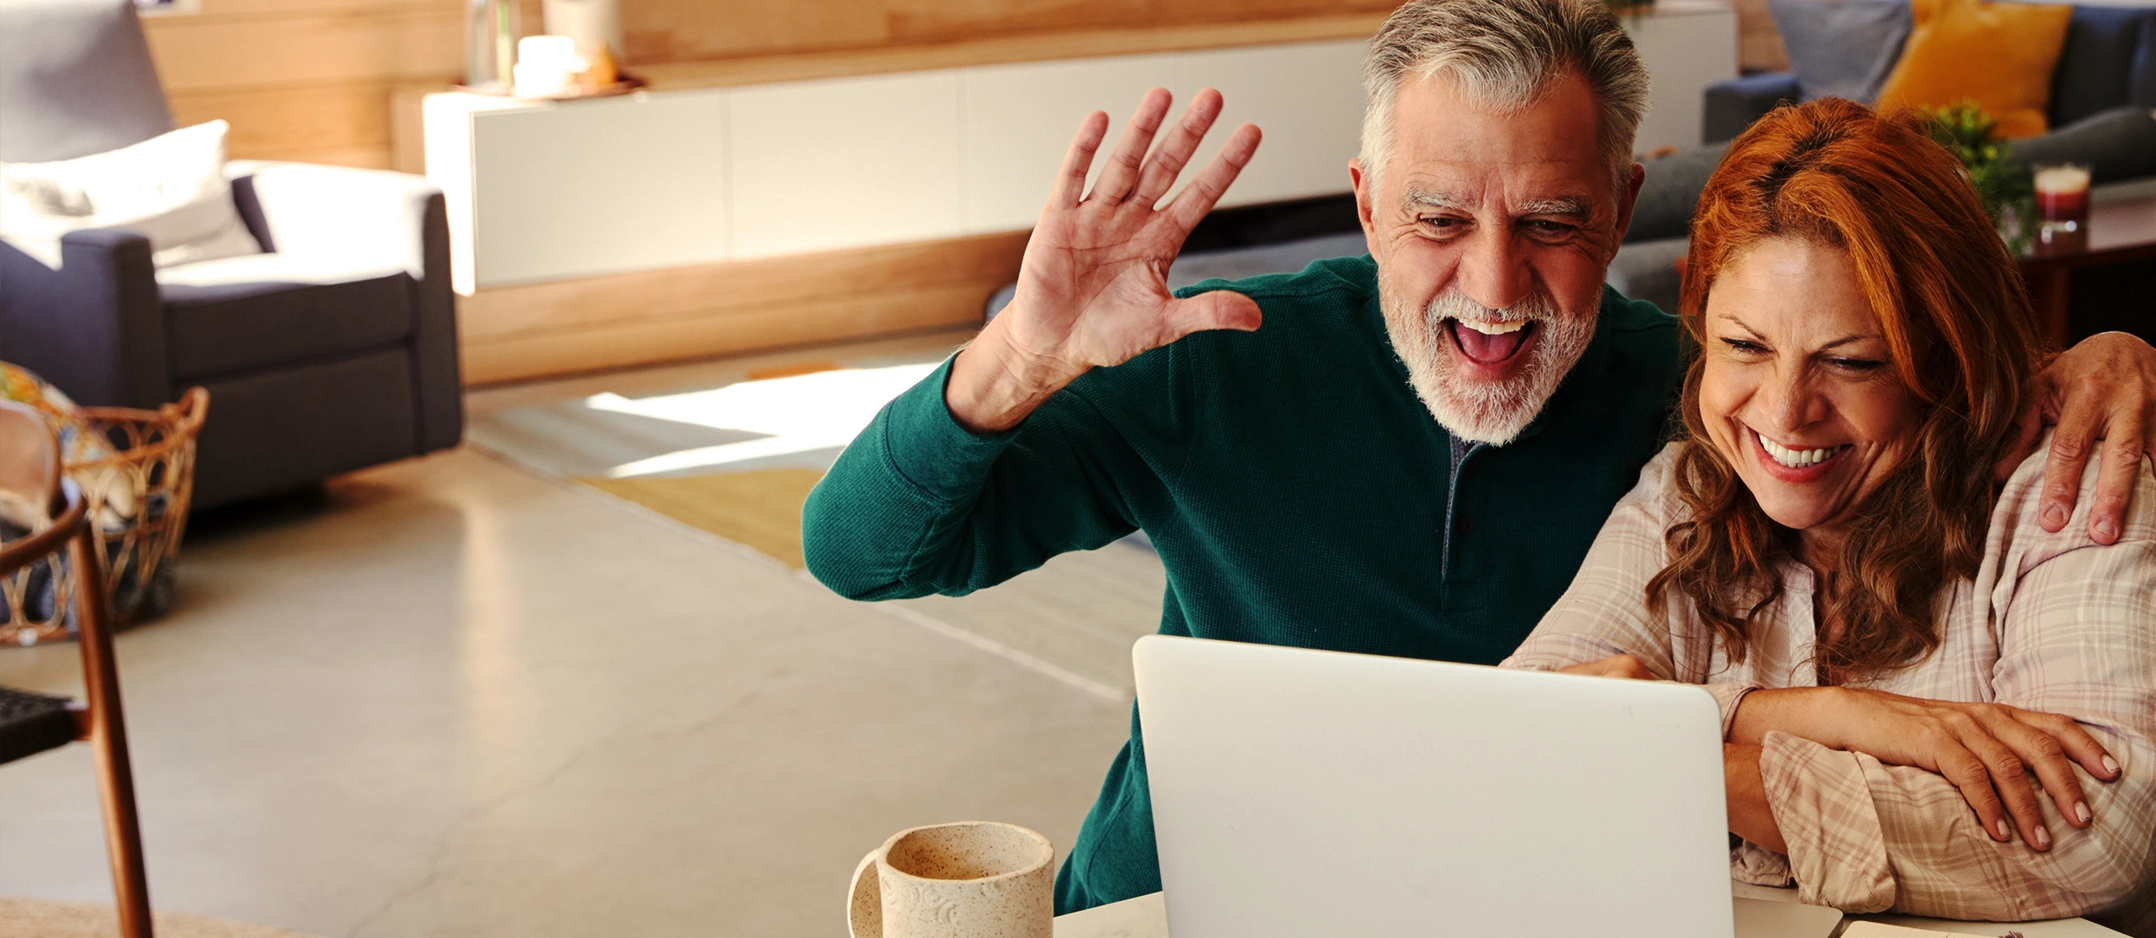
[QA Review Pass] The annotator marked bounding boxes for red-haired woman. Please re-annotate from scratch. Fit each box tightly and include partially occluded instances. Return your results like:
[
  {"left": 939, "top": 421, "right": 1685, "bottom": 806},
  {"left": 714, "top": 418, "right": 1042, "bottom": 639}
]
[{"left": 1504, "top": 97, "right": 2156, "bottom": 931}]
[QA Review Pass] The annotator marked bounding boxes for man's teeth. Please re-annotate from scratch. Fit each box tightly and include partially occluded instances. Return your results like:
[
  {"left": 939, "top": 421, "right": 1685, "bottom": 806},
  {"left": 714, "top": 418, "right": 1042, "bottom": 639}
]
[
  {"left": 1457, "top": 319, "right": 1528, "bottom": 335},
  {"left": 1758, "top": 433, "right": 1847, "bottom": 469}
]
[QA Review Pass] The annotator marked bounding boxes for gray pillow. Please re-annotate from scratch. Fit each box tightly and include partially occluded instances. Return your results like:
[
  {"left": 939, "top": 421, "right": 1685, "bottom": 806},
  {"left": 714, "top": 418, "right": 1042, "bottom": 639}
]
[
  {"left": 1626, "top": 142, "right": 1730, "bottom": 243},
  {"left": 1767, "top": 0, "right": 1912, "bottom": 104}
]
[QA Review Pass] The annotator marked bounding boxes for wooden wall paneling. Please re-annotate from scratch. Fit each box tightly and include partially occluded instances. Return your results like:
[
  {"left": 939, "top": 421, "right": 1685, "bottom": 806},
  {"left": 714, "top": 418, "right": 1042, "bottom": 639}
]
[
  {"left": 143, "top": 5, "right": 465, "bottom": 93},
  {"left": 633, "top": 14, "right": 1389, "bottom": 92},
  {"left": 241, "top": 144, "right": 394, "bottom": 169},
  {"left": 461, "top": 231, "right": 1029, "bottom": 341},
  {"left": 624, "top": 0, "right": 889, "bottom": 65},
  {"left": 882, "top": 0, "right": 1397, "bottom": 45},
  {"left": 167, "top": 80, "right": 394, "bottom": 160},
  {"left": 880, "top": 0, "right": 1161, "bottom": 47},
  {"left": 621, "top": 0, "right": 1396, "bottom": 67},
  {"left": 184, "top": 0, "right": 457, "bottom": 15},
  {"left": 390, "top": 83, "right": 444, "bottom": 174},
  {"left": 457, "top": 230, "right": 1028, "bottom": 384},
  {"left": 143, "top": 1, "right": 468, "bottom": 168},
  {"left": 460, "top": 282, "right": 989, "bottom": 384}
]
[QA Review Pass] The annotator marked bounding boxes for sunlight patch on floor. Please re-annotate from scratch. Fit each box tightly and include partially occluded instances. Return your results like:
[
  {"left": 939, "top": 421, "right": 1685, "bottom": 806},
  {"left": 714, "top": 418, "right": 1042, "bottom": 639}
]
[{"left": 588, "top": 362, "right": 941, "bottom": 478}]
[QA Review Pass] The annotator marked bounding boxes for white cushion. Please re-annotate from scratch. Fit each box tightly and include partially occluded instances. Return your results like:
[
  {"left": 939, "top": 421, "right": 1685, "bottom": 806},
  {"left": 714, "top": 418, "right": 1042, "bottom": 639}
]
[{"left": 1, "top": 120, "right": 261, "bottom": 270}]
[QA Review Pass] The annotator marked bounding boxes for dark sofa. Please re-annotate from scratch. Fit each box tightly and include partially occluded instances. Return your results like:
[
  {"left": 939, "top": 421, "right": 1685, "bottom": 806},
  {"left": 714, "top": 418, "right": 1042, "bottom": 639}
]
[
  {"left": 1707, "top": 3, "right": 2156, "bottom": 144},
  {"left": 0, "top": 0, "right": 462, "bottom": 509},
  {"left": 1603, "top": 2, "right": 2156, "bottom": 318}
]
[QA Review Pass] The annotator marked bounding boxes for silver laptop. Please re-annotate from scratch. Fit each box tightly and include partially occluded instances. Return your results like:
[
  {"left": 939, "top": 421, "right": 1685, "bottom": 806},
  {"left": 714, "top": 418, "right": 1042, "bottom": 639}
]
[{"left": 1134, "top": 634, "right": 1830, "bottom": 938}]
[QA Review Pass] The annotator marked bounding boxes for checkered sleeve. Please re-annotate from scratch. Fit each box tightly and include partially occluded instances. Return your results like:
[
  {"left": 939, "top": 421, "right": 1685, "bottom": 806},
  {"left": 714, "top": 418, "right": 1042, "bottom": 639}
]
[{"left": 1761, "top": 481, "right": 2156, "bottom": 922}]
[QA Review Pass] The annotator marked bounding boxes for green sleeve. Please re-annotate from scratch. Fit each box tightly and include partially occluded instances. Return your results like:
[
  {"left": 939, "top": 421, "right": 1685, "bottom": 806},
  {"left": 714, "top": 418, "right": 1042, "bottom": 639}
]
[{"left": 801, "top": 347, "right": 1185, "bottom": 601}]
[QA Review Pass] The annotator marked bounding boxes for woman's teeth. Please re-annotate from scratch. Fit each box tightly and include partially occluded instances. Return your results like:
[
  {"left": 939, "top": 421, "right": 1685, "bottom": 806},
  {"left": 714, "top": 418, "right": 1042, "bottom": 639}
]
[
  {"left": 1758, "top": 433, "right": 1848, "bottom": 469},
  {"left": 1457, "top": 319, "right": 1528, "bottom": 335}
]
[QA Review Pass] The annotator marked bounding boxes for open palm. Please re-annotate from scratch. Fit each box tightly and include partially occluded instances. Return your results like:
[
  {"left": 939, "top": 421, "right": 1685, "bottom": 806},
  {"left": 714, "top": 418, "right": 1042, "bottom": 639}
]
[{"left": 1003, "top": 88, "right": 1265, "bottom": 373}]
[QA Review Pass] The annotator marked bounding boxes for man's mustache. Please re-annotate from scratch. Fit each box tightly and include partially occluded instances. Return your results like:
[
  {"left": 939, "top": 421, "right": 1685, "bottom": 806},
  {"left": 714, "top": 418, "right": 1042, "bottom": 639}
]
[{"left": 1421, "top": 288, "right": 1560, "bottom": 325}]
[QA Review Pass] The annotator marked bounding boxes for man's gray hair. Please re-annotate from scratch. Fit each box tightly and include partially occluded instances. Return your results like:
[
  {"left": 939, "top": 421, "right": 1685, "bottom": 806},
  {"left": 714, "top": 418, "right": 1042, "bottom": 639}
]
[{"left": 1359, "top": 0, "right": 1650, "bottom": 192}]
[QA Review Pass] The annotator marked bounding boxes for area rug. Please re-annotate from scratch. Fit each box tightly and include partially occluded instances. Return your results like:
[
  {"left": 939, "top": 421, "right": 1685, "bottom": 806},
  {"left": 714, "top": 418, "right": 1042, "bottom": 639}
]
[
  {"left": 0, "top": 899, "right": 320, "bottom": 938},
  {"left": 466, "top": 351, "right": 1165, "bottom": 696},
  {"left": 579, "top": 468, "right": 825, "bottom": 568}
]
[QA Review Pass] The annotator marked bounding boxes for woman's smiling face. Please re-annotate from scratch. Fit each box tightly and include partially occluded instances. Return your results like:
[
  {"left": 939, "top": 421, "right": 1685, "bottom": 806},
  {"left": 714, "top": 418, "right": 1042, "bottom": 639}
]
[{"left": 1700, "top": 237, "right": 1922, "bottom": 536}]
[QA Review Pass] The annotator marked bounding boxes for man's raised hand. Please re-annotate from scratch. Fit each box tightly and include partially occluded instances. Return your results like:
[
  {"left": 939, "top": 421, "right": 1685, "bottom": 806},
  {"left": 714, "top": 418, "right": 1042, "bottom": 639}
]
[{"left": 946, "top": 88, "right": 1262, "bottom": 433}]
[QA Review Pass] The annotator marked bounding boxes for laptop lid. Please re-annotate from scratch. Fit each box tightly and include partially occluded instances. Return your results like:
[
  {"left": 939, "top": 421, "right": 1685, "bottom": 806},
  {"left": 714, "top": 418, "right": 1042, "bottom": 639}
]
[{"left": 1134, "top": 634, "right": 1735, "bottom": 938}]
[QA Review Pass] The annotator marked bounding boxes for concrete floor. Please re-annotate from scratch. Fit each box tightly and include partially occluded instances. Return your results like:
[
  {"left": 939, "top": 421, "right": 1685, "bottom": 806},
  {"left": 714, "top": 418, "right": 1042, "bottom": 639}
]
[
  {"left": 0, "top": 437, "right": 1131, "bottom": 935},
  {"left": 464, "top": 329, "right": 1169, "bottom": 699}
]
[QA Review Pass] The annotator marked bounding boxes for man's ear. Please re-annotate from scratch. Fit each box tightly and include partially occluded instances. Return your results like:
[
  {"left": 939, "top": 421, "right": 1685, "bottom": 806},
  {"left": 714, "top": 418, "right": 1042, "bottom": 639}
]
[
  {"left": 1609, "top": 161, "right": 1646, "bottom": 253},
  {"left": 1351, "top": 158, "right": 1380, "bottom": 259}
]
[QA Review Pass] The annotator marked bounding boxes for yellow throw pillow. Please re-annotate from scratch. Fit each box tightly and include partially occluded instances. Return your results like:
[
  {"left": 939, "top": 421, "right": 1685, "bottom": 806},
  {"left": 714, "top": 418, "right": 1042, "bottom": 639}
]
[{"left": 1873, "top": 0, "right": 2073, "bottom": 139}]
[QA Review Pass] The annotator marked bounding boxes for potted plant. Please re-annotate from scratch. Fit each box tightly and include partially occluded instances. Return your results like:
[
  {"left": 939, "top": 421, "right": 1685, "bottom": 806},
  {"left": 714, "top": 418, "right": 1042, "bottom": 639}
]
[{"left": 1921, "top": 101, "right": 2035, "bottom": 253}]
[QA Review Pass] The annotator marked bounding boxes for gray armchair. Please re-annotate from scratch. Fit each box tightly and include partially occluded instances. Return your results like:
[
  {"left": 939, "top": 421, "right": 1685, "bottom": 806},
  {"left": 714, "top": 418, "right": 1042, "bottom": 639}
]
[{"left": 0, "top": 0, "right": 462, "bottom": 509}]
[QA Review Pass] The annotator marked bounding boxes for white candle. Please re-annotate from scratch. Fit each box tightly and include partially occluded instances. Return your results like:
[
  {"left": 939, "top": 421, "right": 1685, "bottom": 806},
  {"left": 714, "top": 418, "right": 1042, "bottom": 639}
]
[{"left": 513, "top": 35, "right": 581, "bottom": 97}]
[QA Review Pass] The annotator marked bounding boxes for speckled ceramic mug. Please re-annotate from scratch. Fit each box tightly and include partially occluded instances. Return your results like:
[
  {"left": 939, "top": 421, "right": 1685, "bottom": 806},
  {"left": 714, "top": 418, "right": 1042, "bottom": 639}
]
[{"left": 847, "top": 821, "right": 1054, "bottom": 938}]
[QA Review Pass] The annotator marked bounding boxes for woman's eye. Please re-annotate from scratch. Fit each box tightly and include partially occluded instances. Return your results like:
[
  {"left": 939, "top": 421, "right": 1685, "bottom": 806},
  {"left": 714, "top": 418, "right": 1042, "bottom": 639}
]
[
  {"left": 1829, "top": 358, "right": 1885, "bottom": 372},
  {"left": 1720, "top": 338, "right": 1766, "bottom": 355}
]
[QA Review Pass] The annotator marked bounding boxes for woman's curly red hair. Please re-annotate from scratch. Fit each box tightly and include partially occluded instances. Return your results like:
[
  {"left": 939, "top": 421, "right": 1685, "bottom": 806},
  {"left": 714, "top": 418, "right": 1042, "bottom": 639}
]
[{"left": 1647, "top": 98, "right": 2043, "bottom": 683}]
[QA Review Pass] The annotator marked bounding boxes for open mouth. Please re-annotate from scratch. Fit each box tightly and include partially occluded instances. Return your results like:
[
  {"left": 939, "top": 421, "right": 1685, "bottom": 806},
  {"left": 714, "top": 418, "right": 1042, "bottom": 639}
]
[
  {"left": 1751, "top": 427, "right": 1852, "bottom": 473},
  {"left": 1445, "top": 318, "right": 1538, "bottom": 367}
]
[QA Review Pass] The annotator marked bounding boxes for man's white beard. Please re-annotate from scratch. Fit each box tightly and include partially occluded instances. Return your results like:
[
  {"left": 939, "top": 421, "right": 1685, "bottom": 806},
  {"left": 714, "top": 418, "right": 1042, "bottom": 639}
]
[{"left": 1381, "top": 285, "right": 1597, "bottom": 446}]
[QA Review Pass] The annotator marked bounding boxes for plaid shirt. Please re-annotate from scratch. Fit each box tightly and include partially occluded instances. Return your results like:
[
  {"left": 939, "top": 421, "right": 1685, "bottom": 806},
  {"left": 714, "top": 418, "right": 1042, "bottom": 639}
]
[{"left": 1503, "top": 440, "right": 2156, "bottom": 933}]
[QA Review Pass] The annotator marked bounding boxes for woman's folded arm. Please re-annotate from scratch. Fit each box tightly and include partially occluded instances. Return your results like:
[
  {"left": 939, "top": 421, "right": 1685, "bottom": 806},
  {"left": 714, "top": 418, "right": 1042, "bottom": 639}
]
[
  {"left": 1762, "top": 531, "right": 2156, "bottom": 920},
  {"left": 1761, "top": 725, "right": 2153, "bottom": 920}
]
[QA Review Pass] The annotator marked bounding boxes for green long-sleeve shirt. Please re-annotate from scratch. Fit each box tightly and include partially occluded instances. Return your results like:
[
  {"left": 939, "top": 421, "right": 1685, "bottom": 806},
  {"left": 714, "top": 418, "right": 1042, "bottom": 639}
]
[{"left": 802, "top": 254, "right": 1683, "bottom": 913}]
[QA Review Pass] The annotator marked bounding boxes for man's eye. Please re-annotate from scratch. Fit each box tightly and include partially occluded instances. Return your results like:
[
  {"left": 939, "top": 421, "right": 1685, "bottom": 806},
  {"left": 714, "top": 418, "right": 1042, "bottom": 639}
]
[
  {"left": 1421, "top": 216, "right": 1467, "bottom": 230},
  {"left": 1523, "top": 220, "right": 1576, "bottom": 237}
]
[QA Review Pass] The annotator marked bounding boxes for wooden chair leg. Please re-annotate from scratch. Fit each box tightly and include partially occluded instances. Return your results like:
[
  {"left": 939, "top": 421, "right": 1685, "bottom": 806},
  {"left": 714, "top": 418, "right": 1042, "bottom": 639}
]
[{"left": 69, "top": 533, "right": 153, "bottom": 938}]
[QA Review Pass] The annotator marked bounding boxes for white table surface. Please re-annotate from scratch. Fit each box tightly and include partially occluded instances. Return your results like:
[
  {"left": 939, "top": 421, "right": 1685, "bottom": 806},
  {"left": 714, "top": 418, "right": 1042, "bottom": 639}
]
[{"left": 1051, "top": 884, "right": 2129, "bottom": 938}]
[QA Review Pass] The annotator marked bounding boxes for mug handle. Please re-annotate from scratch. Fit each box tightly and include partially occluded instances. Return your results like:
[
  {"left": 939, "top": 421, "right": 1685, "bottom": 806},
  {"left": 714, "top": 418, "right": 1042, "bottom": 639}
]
[{"left": 848, "top": 849, "right": 882, "bottom": 938}]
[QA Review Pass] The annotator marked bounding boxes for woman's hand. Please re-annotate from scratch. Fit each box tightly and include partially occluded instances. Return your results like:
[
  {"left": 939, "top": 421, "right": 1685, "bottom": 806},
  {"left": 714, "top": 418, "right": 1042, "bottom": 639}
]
[
  {"left": 1733, "top": 687, "right": 2121, "bottom": 851},
  {"left": 1557, "top": 654, "right": 1657, "bottom": 679}
]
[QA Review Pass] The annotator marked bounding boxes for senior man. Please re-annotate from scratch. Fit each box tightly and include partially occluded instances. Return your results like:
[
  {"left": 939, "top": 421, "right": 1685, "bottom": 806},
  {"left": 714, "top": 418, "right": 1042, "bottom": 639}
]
[{"left": 804, "top": 0, "right": 2156, "bottom": 914}]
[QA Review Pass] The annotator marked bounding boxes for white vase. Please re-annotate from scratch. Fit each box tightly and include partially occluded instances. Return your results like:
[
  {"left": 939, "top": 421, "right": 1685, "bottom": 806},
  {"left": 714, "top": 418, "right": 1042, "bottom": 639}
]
[{"left": 542, "top": 0, "right": 622, "bottom": 60}]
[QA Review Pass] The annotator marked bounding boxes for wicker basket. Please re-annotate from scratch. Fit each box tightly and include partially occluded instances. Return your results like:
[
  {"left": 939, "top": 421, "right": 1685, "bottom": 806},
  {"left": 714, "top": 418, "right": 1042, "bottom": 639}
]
[{"left": 1, "top": 388, "right": 209, "bottom": 647}]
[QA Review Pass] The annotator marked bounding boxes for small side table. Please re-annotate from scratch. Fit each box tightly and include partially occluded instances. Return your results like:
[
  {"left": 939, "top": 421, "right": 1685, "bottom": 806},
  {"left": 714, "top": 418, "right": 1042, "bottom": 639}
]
[{"left": 2018, "top": 181, "right": 2156, "bottom": 348}]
